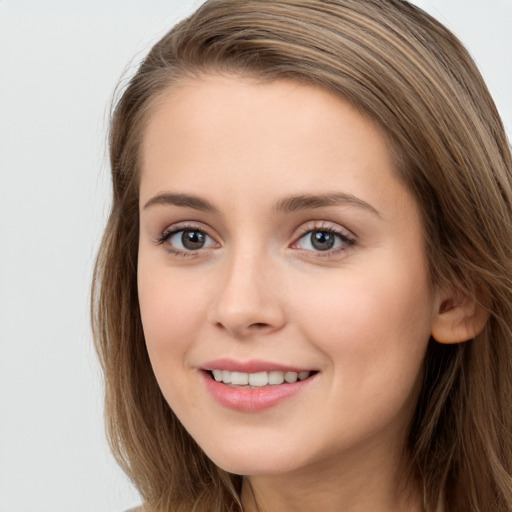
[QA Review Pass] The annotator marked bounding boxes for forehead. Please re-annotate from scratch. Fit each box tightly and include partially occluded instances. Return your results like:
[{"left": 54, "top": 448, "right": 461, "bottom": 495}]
[{"left": 139, "top": 74, "right": 414, "bottom": 221}]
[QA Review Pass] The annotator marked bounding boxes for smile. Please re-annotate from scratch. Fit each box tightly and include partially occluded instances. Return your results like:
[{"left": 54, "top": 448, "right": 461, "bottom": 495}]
[
  {"left": 210, "top": 369, "right": 312, "bottom": 387},
  {"left": 202, "top": 364, "right": 318, "bottom": 412}
]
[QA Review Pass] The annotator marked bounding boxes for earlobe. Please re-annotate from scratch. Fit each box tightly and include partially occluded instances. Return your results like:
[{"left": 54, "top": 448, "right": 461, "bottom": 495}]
[{"left": 431, "top": 290, "right": 490, "bottom": 344}]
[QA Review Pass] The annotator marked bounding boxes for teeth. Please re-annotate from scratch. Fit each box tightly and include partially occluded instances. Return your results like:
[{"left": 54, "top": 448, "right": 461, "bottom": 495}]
[
  {"left": 249, "top": 372, "right": 268, "bottom": 387},
  {"left": 231, "top": 372, "right": 249, "bottom": 385},
  {"left": 284, "top": 371, "right": 298, "bottom": 383},
  {"left": 211, "top": 370, "right": 312, "bottom": 387},
  {"left": 268, "top": 371, "right": 285, "bottom": 385}
]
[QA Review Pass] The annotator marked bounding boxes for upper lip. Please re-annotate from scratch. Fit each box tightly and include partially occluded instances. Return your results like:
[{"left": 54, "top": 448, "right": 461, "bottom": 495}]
[{"left": 201, "top": 358, "right": 316, "bottom": 374}]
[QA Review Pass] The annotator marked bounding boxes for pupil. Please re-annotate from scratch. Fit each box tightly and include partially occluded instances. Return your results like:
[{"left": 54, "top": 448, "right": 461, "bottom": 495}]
[
  {"left": 311, "top": 231, "right": 335, "bottom": 251},
  {"left": 182, "top": 230, "right": 205, "bottom": 250}
]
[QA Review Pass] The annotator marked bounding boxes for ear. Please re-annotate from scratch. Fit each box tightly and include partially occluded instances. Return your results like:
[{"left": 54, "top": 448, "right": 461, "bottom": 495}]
[{"left": 431, "top": 288, "right": 490, "bottom": 344}]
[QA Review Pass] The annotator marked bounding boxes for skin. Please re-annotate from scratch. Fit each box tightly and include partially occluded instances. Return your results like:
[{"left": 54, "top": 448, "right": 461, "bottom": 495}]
[{"left": 137, "top": 75, "right": 442, "bottom": 511}]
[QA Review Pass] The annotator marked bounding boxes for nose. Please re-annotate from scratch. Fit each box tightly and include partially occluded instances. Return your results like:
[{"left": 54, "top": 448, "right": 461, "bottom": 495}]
[{"left": 209, "top": 249, "right": 287, "bottom": 338}]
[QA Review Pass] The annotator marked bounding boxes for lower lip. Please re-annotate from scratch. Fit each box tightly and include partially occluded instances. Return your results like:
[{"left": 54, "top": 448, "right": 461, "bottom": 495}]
[{"left": 202, "top": 371, "right": 315, "bottom": 412}]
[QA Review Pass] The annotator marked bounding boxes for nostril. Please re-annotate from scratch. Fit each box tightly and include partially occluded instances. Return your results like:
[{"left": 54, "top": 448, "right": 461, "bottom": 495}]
[{"left": 250, "top": 322, "right": 269, "bottom": 329}]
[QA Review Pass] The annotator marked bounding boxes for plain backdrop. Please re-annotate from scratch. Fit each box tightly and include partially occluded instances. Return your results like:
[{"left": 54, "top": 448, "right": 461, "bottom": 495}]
[{"left": 0, "top": 1, "right": 510, "bottom": 511}]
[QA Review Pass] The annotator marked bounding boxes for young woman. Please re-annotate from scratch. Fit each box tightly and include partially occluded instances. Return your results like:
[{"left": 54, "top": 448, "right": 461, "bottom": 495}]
[{"left": 92, "top": 1, "right": 512, "bottom": 511}]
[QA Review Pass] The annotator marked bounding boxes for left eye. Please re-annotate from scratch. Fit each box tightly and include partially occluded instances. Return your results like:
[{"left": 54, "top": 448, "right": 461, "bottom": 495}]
[
  {"left": 295, "top": 229, "right": 351, "bottom": 252},
  {"left": 167, "top": 229, "right": 216, "bottom": 251}
]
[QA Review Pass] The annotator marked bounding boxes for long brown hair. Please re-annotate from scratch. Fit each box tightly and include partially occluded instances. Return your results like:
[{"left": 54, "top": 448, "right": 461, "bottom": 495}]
[{"left": 92, "top": 1, "right": 512, "bottom": 510}]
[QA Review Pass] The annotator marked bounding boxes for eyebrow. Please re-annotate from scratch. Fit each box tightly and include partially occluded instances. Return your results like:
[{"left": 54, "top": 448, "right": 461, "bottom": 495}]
[
  {"left": 143, "top": 193, "right": 219, "bottom": 213},
  {"left": 143, "top": 191, "right": 381, "bottom": 217},
  {"left": 274, "top": 192, "right": 382, "bottom": 217}
]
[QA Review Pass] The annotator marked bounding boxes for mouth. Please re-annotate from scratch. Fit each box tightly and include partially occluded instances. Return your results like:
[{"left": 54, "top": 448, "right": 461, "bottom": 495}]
[
  {"left": 201, "top": 359, "right": 319, "bottom": 411},
  {"left": 206, "top": 369, "right": 317, "bottom": 388}
]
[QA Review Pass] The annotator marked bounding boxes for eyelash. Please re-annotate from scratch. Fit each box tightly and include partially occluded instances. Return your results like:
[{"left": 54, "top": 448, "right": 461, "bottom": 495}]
[
  {"left": 154, "top": 221, "right": 357, "bottom": 258},
  {"left": 293, "top": 222, "right": 356, "bottom": 258},
  {"left": 155, "top": 223, "right": 216, "bottom": 257}
]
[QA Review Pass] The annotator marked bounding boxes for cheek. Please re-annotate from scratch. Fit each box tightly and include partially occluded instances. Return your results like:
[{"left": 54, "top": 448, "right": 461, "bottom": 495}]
[
  {"left": 291, "top": 263, "right": 434, "bottom": 383},
  {"left": 137, "top": 265, "right": 206, "bottom": 367},
  {"left": 137, "top": 267, "right": 210, "bottom": 416},
  {"left": 291, "top": 269, "right": 433, "bottom": 443}
]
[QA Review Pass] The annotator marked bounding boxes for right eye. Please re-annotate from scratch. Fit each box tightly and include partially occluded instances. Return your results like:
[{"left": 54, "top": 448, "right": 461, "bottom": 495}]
[{"left": 158, "top": 227, "right": 217, "bottom": 254}]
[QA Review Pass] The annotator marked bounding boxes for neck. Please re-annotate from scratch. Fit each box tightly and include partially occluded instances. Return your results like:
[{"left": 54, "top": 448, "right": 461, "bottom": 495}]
[{"left": 240, "top": 442, "right": 422, "bottom": 512}]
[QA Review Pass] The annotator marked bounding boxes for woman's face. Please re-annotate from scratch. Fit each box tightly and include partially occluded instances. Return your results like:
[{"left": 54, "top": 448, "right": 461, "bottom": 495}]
[{"left": 138, "top": 75, "right": 439, "bottom": 478}]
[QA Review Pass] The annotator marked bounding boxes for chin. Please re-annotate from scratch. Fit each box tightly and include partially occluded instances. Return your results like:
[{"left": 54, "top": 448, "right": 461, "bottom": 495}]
[{"left": 201, "top": 442, "right": 308, "bottom": 477}]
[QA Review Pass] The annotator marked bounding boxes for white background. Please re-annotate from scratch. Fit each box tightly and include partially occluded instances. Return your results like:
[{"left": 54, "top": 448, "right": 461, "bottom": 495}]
[{"left": 0, "top": 1, "right": 510, "bottom": 511}]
